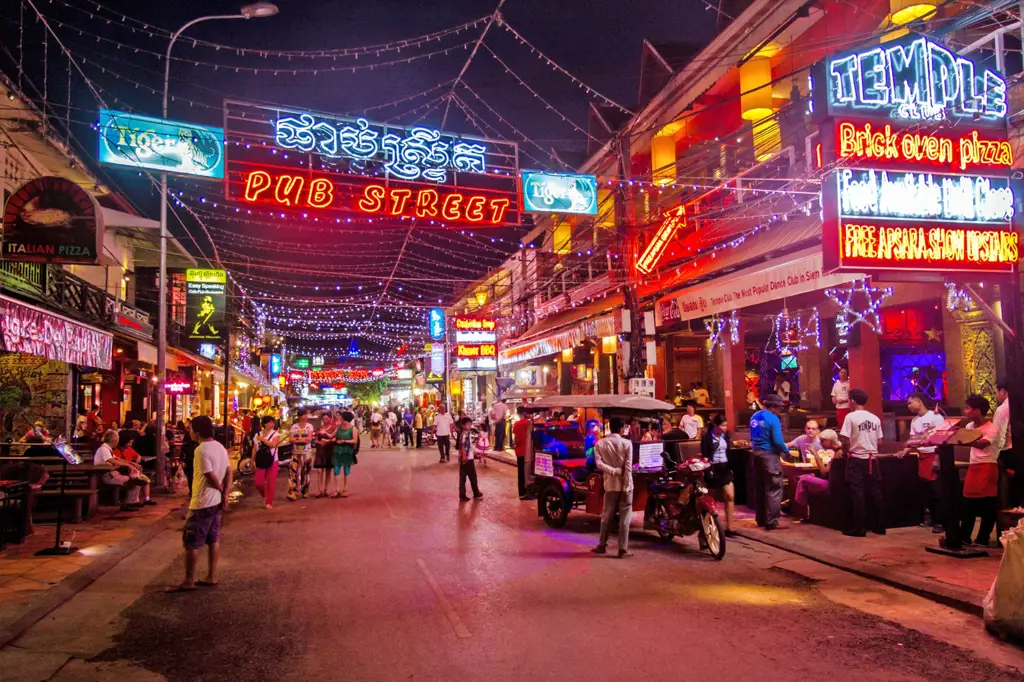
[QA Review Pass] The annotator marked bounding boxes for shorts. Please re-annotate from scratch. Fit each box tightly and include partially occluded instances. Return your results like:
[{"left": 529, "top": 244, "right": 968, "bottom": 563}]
[
  {"left": 183, "top": 505, "right": 222, "bottom": 549},
  {"left": 706, "top": 462, "right": 734, "bottom": 488},
  {"left": 333, "top": 463, "right": 352, "bottom": 477}
]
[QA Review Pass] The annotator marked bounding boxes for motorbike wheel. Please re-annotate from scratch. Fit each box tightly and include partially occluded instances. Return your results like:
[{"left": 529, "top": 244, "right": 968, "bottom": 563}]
[
  {"left": 237, "top": 456, "right": 254, "bottom": 476},
  {"left": 645, "top": 498, "right": 675, "bottom": 542},
  {"left": 700, "top": 510, "right": 726, "bottom": 560},
  {"left": 541, "top": 485, "right": 569, "bottom": 528}
]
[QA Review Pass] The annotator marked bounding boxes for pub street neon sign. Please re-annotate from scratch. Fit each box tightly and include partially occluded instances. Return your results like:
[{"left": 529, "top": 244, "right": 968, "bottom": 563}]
[
  {"left": 812, "top": 35, "right": 1007, "bottom": 125},
  {"left": 275, "top": 113, "right": 487, "bottom": 184}
]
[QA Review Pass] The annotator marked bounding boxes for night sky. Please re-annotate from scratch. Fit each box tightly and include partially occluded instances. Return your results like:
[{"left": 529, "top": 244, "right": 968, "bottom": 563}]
[{"left": 0, "top": 0, "right": 720, "bottom": 357}]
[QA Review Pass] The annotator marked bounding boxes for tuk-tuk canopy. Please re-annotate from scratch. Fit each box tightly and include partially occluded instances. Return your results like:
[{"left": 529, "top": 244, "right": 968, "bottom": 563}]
[{"left": 522, "top": 394, "right": 676, "bottom": 417}]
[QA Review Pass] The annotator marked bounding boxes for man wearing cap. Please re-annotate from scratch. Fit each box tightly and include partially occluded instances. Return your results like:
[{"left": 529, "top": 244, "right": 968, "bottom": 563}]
[{"left": 750, "top": 394, "right": 789, "bottom": 530}]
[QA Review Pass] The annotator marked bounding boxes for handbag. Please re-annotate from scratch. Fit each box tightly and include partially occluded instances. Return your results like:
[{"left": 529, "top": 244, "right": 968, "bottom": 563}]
[{"left": 254, "top": 431, "right": 277, "bottom": 469}]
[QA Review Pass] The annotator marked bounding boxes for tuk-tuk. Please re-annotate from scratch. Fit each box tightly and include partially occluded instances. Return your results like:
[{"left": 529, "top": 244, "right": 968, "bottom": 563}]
[{"left": 522, "top": 395, "right": 675, "bottom": 528}]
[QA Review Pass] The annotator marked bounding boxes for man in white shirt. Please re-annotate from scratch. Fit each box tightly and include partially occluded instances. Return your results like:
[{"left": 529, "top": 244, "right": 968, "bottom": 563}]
[
  {"left": 170, "top": 415, "right": 231, "bottom": 592},
  {"left": 832, "top": 368, "right": 851, "bottom": 429},
  {"left": 94, "top": 429, "right": 150, "bottom": 510},
  {"left": 904, "top": 393, "right": 946, "bottom": 532},
  {"left": 490, "top": 399, "right": 509, "bottom": 452},
  {"left": 288, "top": 409, "right": 315, "bottom": 501},
  {"left": 994, "top": 383, "right": 1021, "bottom": 506},
  {"left": 679, "top": 403, "right": 704, "bottom": 440},
  {"left": 591, "top": 418, "right": 635, "bottom": 558},
  {"left": 961, "top": 395, "right": 1002, "bottom": 547},
  {"left": 434, "top": 405, "right": 455, "bottom": 463},
  {"left": 839, "top": 389, "right": 884, "bottom": 537}
]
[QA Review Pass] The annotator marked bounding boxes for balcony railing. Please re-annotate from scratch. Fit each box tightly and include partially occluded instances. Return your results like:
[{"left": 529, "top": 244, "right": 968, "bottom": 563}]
[{"left": 0, "top": 262, "right": 153, "bottom": 341}]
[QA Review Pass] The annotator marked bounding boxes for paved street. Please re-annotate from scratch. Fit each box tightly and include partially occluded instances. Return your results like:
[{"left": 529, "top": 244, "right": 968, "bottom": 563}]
[{"left": 3, "top": 444, "right": 1024, "bottom": 682}]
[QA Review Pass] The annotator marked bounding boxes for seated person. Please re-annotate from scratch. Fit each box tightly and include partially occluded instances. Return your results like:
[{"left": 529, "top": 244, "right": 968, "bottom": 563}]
[
  {"left": 20, "top": 421, "right": 50, "bottom": 442},
  {"left": 787, "top": 421, "right": 822, "bottom": 462},
  {"left": 792, "top": 429, "right": 843, "bottom": 521},
  {"left": 115, "top": 431, "right": 142, "bottom": 463},
  {"left": 94, "top": 429, "right": 153, "bottom": 511},
  {"left": 0, "top": 459, "right": 49, "bottom": 536}
]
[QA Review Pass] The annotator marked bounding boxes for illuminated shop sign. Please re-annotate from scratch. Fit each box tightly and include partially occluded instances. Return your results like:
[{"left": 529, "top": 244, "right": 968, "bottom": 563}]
[
  {"left": 428, "top": 308, "right": 445, "bottom": 341},
  {"left": 269, "top": 353, "right": 282, "bottom": 377},
  {"left": 199, "top": 343, "right": 217, "bottom": 360},
  {"left": 835, "top": 221, "right": 1018, "bottom": 272},
  {"left": 453, "top": 316, "right": 498, "bottom": 371},
  {"left": 165, "top": 381, "right": 193, "bottom": 395},
  {"left": 0, "top": 294, "right": 113, "bottom": 369},
  {"left": 98, "top": 109, "right": 225, "bottom": 179},
  {"left": 292, "top": 356, "right": 311, "bottom": 369},
  {"left": 224, "top": 100, "right": 520, "bottom": 227},
  {"left": 833, "top": 121, "right": 1013, "bottom": 173},
  {"left": 637, "top": 205, "right": 686, "bottom": 275},
  {"left": 275, "top": 114, "right": 486, "bottom": 183},
  {"left": 812, "top": 36, "right": 1007, "bottom": 126},
  {"left": 185, "top": 269, "right": 226, "bottom": 342},
  {"left": 521, "top": 171, "right": 598, "bottom": 214},
  {"left": 835, "top": 169, "right": 1013, "bottom": 224}
]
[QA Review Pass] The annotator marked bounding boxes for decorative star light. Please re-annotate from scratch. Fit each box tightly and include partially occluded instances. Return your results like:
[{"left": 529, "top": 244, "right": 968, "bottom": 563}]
[
  {"left": 824, "top": 279, "right": 893, "bottom": 335},
  {"left": 705, "top": 311, "right": 740, "bottom": 350},
  {"left": 766, "top": 308, "right": 821, "bottom": 354}
]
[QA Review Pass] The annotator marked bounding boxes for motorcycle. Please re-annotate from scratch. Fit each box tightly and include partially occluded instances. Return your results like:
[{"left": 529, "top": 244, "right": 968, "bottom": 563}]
[{"left": 643, "top": 457, "right": 726, "bottom": 560}]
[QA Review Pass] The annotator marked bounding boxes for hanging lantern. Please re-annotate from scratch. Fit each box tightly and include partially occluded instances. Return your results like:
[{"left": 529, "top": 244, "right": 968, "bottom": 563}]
[
  {"left": 553, "top": 220, "right": 572, "bottom": 255},
  {"left": 651, "top": 135, "right": 676, "bottom": 186},
  {"left": 890, "top": 0, "right": 937, "bottom": 24},
  {"left": 752, "top": 116, "right": 781, "bottom": 161},
  {"left": 597, "top": 187, "right": 616, "bottom": 229},
  {"left": 475, "top": 290, "right": 488, "bottom": 306},
  {"left": 740, "top": 57, "right": 773, "bottom": 122}
]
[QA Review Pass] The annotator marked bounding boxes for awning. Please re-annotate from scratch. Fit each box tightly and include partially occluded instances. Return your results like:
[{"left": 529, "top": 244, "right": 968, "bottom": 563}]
[
  {"left": 0, "top": 293, "right": 113, "bottom": 369},
  {"left": 500, "top": 312, "right": 618, "bottom": 366},
  {"left": 102, "top": 207, "right": 159, "bottom": 230},
  {"left": 655, "top": 247, "right": 864, "bottom": 325},
  {"left": 137, "top": 341, "right": 159, "bottom": 366}
]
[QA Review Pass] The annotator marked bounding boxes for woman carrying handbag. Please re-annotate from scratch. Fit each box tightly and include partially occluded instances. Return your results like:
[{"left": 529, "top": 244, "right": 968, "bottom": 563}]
[{"left": 254, "top": 416, "right": 281, "bottom": 509}]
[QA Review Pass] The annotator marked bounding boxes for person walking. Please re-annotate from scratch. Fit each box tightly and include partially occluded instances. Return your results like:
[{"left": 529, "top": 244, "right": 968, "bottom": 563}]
[
  {"left": 369, "top": 408, "right": 382, "bottom": 448},
  {"left": 839, "top": 389, "right": 885, "bottom": 537},
  {"left": 313, "top": 412, "right": 339, "bottom": 498},
  {"left": 168, "top": 415, "right": 231, "bottom": 593},
  {"left": 402, "top": 406, "right": 414, "bottom": 447},
  {"left": 332, "top": 411, "right": 358, "bottom": 498},
  {"left": 288, "top": 409, "right": 315, "bottom": 501},
  {"left": 591, "top": 417, "right": 634, "bottom": 558},
  {"left": 750, "top": 394, "right": 788, "bottom": 530},
  {"left": 701, "top": 414, "right": 735, "bottom": 536},
  {"left": 456, "top": 416, "right": 483, "bottom": 500},
  {"left": 253, "top": 416, "right": 281, "bottom": 510},
  {"left": 414, "top": 408, "right": 424, "bottom": 449},
  {"left": 490, "top": 398, "right": 508, "bottom": 452},
  {"left": 434, "top": 405, "right": 455, "bottom": 463}
]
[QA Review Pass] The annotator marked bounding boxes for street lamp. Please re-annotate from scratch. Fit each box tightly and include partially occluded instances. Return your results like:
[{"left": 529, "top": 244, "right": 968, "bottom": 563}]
[{"left": 155, "top": 3, "right": 278, "bottom": 489}]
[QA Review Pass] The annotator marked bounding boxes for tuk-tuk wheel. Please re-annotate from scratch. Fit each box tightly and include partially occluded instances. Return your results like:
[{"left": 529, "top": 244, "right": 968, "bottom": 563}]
[{"left": 541, "top": 485, "right": 569, "bottom": 528}]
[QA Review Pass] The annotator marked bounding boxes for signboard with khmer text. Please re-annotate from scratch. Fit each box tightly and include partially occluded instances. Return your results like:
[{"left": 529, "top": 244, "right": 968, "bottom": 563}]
[
  {"left": 185, "top": 269, "right": 226, "bottom": 342},
  {"left": 812, "top": 35, "right": 1018, "bottom": 275}
]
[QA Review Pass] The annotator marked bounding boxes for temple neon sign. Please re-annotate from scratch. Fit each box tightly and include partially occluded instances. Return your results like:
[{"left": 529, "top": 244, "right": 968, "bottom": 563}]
[
  {"left": 274, "top": 113, "right": 487, "bottom": 183},
  {"left": 835, "top": 121, "right": 1013, "bottom": 173},
  {"left": 815, "top": 36, "right": 1007, "bottom": 124}
]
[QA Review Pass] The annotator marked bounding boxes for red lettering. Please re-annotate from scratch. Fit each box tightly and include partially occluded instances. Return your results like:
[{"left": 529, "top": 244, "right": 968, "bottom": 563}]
[
  {"left": 244, "top": 170, "right": 272, "bottom": 201},
  {"left": 274, "top": 175, "right": 304, "bottom": 206},
  {"left": 441, "top": 193, "right": 464, "bottom": 221},
  {"left": 359, "top": 185, "right": 385, "bottom": 213},
  {"left": 307, "top": 178, "right": 333, "bottom": 208},
  {"left": 389, "top": 189, "right": 412, "bottom": 216},
  {"left": 415, "top": 189, "right": 439, "bottom": 218},
  {"left": 464, "top": 196, "right": 486, "bottom": 222},
  {"left": 487, "top": 198, "right": 510, "bottom": 224}
]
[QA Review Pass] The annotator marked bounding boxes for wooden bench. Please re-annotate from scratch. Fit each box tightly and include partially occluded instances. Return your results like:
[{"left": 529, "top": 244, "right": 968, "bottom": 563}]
[
  {"left": 33, "top": 463, "right": 114, "bottom": 523},
  {"left": 33, "top": 489, "right": 97, "bottom": 524}
]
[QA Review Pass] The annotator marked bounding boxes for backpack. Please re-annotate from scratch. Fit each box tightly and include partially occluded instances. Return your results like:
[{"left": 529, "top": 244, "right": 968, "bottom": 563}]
[{"left": 254, "top": 431, "right": 277, "bottom": 469}]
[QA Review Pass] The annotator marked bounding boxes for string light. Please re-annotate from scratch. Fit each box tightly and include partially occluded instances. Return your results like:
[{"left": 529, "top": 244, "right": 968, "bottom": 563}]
[{"left": 825, "top": 280, "right": 894, "bottom": 336}]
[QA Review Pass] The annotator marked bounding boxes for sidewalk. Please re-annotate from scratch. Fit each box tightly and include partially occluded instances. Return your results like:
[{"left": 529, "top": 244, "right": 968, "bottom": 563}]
[
  {"left": 734, "top": 517, "right": 1002, "bottom": 615},
  {"left": 0, "top": 493, "right": 185, "bottom": 648},
  {"left": 487, "top": 448, "right": 517, "bottom": 467}
]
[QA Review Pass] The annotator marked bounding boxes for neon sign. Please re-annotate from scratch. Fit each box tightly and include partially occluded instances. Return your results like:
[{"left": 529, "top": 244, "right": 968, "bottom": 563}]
[
  {"left": 834, "top": 121, "right": 1013, "bottom": 173},
  {"left": 521, "top": 171, "right": 598, "bottom": 214},
  {"left": 274, "top": 113, "right": 487, "bottom": 184},
  {"left": 637, "top": 205, "right": 687, "bottom": 275},
  {"left": 814, "top": 36, "right": 1007, "bottom": 125},
  {"left": 239, "top": 170, "right": 510, "bottom": 225},
  {"left": 165, "top": 381, "right": 193, "bottom": 394},
  {"left": 838, "top": 222, "right": 1018, "bottom": 272},
  {"left": 455, "top": 317, "right": 496, "bottom": 331},
  {"left": 453, "top": 315, "right": 498, "bottom": 370},
  {"left": 428, "top": 308, "right": 445, "bottom": 341},
  {"left": 835, "top": 169, "right": 1014, "bottom": 224}
]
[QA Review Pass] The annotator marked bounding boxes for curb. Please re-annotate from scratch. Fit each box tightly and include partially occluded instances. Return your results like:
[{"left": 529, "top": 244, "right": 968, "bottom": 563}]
[
  {"left": 734, "top": 528, "right": 984, "bottom": 617},
  {"left": 484, "top": 450, "right": 517, "bottom": 467},
  {"left": 0, "top": 504, "right": 183, "bottom": 649}
]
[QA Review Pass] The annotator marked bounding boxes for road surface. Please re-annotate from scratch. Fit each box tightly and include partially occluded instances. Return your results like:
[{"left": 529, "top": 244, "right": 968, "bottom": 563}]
[{"left": 3, "top": 444, "right": 1024, "bottom": 681}]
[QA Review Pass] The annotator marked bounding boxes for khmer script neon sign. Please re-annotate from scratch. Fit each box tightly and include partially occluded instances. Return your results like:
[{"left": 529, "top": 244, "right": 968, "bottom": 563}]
[
  {"left": 813, "top": 36, "right": 1007, "bottom": 125},
  {"left": 274, "top": 113, "right": 488, "bottom": 183}
]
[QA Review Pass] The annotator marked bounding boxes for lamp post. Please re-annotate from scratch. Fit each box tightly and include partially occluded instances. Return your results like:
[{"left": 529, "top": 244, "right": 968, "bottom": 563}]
[{"left": 156, "top": 2, "right": 278, "bottom": 489}]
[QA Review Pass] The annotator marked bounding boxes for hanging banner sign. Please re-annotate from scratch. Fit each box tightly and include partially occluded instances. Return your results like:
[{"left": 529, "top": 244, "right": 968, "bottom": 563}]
[
  {"left": 97, "top": 109, "right": 225, "bottom": 179},
  {"left": 2, "top": 176, "right": 103, "bottom": 264},
  {"left": 521, "top": 170, "right": 598, "bottom": 214},
  {"left": 655, "top": 250, "right": 861, "bottom": 326},
  {"left": 453, "top": 315, "right": 498, "bottom": 371},
  {"left": 428, "top": 308, "right": 445, "bottom": 341},
  {"left": 811, "top": 35, "right": 1007, "bottom": 127},
  {"left": 0, "top": 294, "right": 112, "bottom": 369},
  {"left": 185, "top": 269, "right": 226, "bottom": 342},
  {"left": 223, "top": 100, "right": 520, "bottom": 227}
]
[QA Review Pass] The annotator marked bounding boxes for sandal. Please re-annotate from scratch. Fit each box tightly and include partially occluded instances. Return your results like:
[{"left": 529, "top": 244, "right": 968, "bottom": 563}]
[{"left": 341, "top": 490, "right": 350, "bottom": 498}]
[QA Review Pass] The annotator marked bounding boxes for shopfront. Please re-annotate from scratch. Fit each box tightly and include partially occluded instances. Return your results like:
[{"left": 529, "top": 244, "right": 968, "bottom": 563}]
[{"left": 0, "top": 293, "right": 112, "bottom": 439}]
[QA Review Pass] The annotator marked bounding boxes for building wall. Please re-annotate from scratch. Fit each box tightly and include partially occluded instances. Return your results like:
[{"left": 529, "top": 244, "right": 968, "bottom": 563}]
[{"left": 0, "top": 354, "right": 70, "bottom": 440}]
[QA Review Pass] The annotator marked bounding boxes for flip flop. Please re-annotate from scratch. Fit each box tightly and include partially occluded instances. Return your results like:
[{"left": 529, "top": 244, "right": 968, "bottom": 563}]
[
  {"left": 196, "top": 580, "right": 219, "bottom": 587},
  {"left": 165, "top": 585, "right": 197, "bottom": 593}
]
